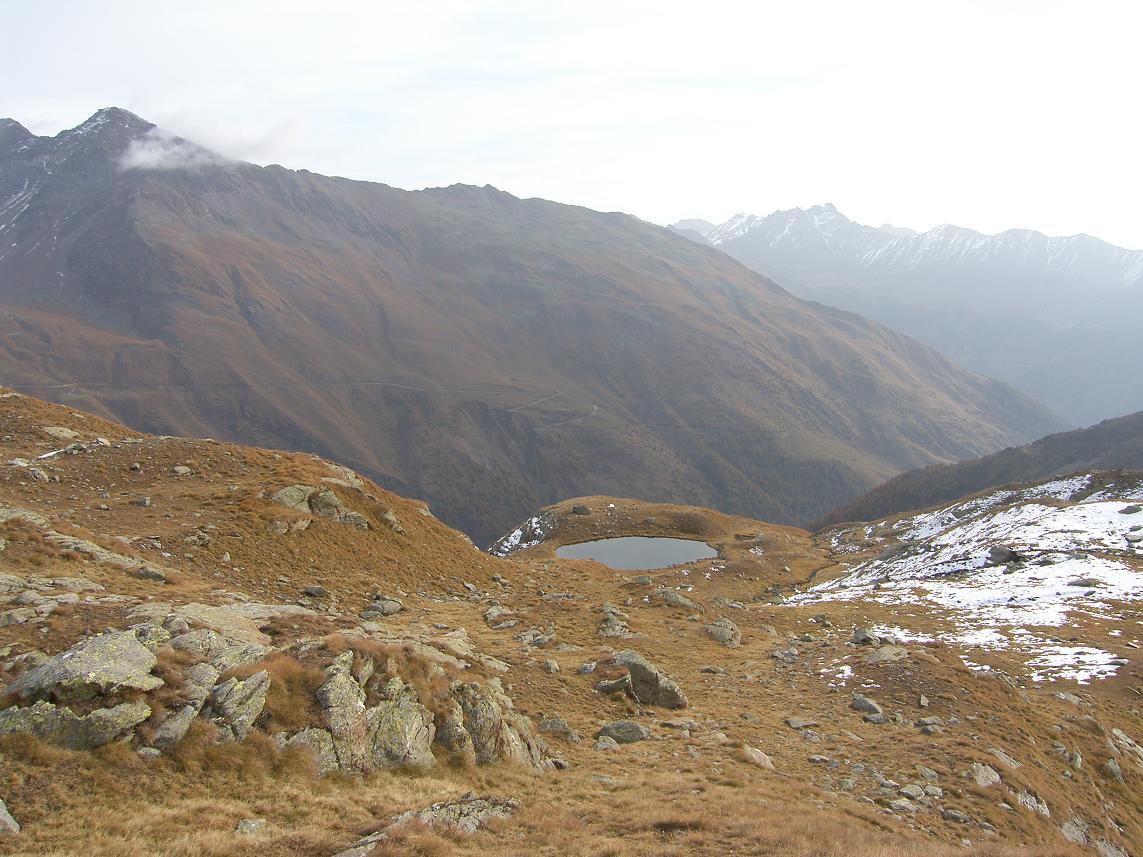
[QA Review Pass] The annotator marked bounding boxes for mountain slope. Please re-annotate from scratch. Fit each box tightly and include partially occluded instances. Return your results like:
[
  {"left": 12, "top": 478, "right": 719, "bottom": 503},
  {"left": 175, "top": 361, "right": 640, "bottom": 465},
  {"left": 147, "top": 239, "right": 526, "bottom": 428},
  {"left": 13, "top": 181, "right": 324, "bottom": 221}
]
[
  {"left": 818, "top": 409, "right": 1143, "bottom": 527},
  {"left": 674, "top": 205, "right": 1143, "bottom": 426},
  {"left": 0, "top": 109, "right": 1060, "bottom": 544}
]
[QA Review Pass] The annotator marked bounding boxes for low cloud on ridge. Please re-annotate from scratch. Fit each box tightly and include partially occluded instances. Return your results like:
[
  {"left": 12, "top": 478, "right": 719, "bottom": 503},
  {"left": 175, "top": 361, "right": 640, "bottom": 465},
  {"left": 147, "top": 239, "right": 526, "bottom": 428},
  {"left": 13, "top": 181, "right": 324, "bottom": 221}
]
[{"left": 118, "top": 128, "right": 230, "bottom": 171}]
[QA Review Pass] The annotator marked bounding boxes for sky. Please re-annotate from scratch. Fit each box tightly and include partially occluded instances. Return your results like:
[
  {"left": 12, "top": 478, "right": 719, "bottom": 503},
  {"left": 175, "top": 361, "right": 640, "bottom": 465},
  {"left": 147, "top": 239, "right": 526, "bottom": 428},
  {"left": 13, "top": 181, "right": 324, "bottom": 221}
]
[{"left": 3, "top": 0, "right": 1142, "bottom": 247}]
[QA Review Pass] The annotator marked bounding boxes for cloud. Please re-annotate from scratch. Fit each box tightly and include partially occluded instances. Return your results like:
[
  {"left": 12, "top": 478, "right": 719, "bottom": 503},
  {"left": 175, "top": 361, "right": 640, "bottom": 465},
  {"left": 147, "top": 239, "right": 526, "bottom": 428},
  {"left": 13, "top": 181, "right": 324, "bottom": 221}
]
[{"left": 118, "top": 128, "right": 230, "bottom": 171}]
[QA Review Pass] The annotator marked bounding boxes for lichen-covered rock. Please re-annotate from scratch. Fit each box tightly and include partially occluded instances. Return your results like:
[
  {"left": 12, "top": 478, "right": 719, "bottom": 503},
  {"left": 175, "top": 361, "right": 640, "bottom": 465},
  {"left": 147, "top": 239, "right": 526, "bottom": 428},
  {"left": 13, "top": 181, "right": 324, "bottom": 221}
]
[
  {"left": 6, "top": 629, "right": 162, "bottom": 703},
  {"left": 614, "top": 650, "right": 688, "bottom": 709},
  {"left": 151, "top": 662, "right": 220, "bottom": 749},
  {"left": 286, "top": 728, "right": 339, "bottom": 775},
  {"left": 0, "top": 700, "right": 151, "bottom": 749},
  {"left": 333, "top": 794, "right": 518, "bottom": 856},
  {"left": 316, "top": 652, "right": 435, "bottom": 773},
  {"left": 367, "top": 677, "right": 436, "bottom": 770},
  {"left": 434, "top": 701, "right": 475, "bottom": 761},
  {"left": 453, "top": 680, "right": 552, "bottom": 770},
  {"left": 0, "top": 798, "right": 20, "bottom": 835},
  {"left": 209, "top": 671, "right": 270, "bottom": 741},
  {"left": 704, "top": 617, "right": 741, "bottom": 647},
  {"left": 271, "top": 485, "right": 317, "bottom": 511}
]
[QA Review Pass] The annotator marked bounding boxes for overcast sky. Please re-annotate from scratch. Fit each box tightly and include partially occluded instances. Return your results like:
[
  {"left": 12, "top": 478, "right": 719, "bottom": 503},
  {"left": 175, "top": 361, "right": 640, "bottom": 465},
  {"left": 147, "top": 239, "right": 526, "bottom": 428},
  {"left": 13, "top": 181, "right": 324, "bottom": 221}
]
[{"left": 4, "top": 1, "right": 1142, "bottom": 247}]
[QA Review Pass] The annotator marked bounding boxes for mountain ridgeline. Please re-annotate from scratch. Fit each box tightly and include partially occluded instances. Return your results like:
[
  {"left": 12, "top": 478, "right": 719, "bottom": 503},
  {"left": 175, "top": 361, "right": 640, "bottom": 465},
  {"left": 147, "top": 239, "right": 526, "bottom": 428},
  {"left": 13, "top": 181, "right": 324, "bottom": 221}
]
[
  {"left": 0, "top": 109, "right": 1061, "bottom": 544},
  {"left": 818, "top": 409, "right": 1143, "bottom": 527},
  {"left": 674, "top": 206, "right": 1143, "bottom": 427}
]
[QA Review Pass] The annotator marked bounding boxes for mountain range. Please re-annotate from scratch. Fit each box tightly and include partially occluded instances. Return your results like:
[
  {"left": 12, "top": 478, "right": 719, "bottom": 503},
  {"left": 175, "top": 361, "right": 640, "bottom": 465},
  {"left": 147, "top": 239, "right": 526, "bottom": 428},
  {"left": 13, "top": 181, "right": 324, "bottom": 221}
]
[
  {"left": 0, "top": 108, "right": 1060, "bottom": 544},
  {"left": 673, "top": 205, "right": 1143, "bottom": 427},
  {"left": 819, "top": 407, "right": 1143, "bottom": 527}
]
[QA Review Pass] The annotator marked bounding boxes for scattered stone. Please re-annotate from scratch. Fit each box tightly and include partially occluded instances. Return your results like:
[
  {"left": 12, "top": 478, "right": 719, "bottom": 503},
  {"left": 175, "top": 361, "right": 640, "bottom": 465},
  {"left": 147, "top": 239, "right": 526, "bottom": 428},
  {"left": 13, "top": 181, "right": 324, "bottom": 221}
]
[
  {"left": 571, "top": 505, "right": 591, "bottom": 515},
  {"left": 915, "top": 764, "right": 940, "bottom": 780},
  {"left": 541, "top": 659, "right": 560, "bottom": 674},
  {"left": 863, "top": 645, "right": 908, "bottom": 665},
  {"left": 578, "top": 661, "right": 597, "bottom": 674},
  {"left": 235, "top": 818, "right": 266, "bottom": 834},
  {"left": 595, "top": 735, "right": 619, "bottom": 751},
  {"left": 0, "top": 799, "right": 18, "bottom": 835},
  {"left": 655, "top": 587, "right": 701, "bottom": 612},
  {"left": 1103, "top": 758, "right": 1124, "bottom": 783},
  {"left": 852, "top": 628, "right": 880, "bottom": 646},
  {"left": 1014, "top": 790, "right": 1049, "bottom": 816},
  {"left": 595, "top": 675, "right": 632, "bottom": 695},
  {"left": 171, "top": 465, "right": 194, "bottom": 476},
  {"left": 595, "top": 720, "right": 650, "bottom": 744},
  {"left": 614, "top": 650, "right": 688, "bottom": 709},
  {"left": 742, "top": 746, "right": 774, "bottom": 769},
  {"left": 598, "top": 602, "right": 632, "bottom": 638},
  {"left": 334, "top": 794, "right": 518, "bottom": 855},
  {"left": 850, "top": 695, "right": 882, "bottom": 715},
  {"left": 988, "top": 748, "right": 1021, "bottom": 769},
  {"left": 969, "top": 762, "right": 1001, "bottom": 787},
  {"left": 698, "top": 665, "right": 726, "bottom": 674},
  {"left": 704, "top": 617, "right": 741, "bottom": 647},
  {"left": 942, "top": 808, "right": 971, "bottom": 824}
]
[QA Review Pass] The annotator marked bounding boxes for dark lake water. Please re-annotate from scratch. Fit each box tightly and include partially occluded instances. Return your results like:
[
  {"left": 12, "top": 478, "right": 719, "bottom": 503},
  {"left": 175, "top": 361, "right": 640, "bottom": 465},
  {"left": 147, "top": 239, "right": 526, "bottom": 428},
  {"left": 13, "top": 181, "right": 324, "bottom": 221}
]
[{"left": 555, "top": 536, "right": 717, "bottom": 570}]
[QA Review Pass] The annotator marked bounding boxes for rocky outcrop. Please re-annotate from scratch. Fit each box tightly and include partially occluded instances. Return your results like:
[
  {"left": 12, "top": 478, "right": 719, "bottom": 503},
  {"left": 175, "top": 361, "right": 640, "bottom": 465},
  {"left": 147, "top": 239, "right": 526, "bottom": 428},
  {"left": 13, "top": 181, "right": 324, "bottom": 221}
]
[
  {"left": 333, "top": 794, "right": 518, "bottom": 856},
  {"left": 208, "top": 670, "right": 270, "bottom": 741},
  {"left": 614, "top": 650, "right": 688, "bottom": 709},
  {"left": 0, "top": 699, "right": 151, "bottom": 750},
  {"left": 5, "top": 629, "right": 162, "bottom": 703},
  {"left": 271, "top": 485, "right": 369, "bottom": 529},
  {"left": 316, "top": 652, "right": 435, "bottom": 772},
  {"left": 453, "top": 680, "right": 553, "bottom": 770},
  {"left": 151, "top": 662, "right": 220, "bottom": 749}
]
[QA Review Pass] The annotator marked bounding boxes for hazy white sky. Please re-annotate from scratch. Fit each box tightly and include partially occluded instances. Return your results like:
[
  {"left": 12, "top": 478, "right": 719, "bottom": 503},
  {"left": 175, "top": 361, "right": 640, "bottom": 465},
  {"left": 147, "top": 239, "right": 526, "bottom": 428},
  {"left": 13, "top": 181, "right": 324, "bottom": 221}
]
[{"left": 4, "top": 1, "right": 1142, "bottom": 247}]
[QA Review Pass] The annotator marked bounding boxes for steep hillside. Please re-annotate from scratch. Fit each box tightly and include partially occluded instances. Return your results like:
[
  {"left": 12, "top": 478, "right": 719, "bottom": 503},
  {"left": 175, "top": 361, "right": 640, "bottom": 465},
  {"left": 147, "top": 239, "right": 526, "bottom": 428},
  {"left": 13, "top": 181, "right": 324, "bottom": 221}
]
[
  {"left": 1, "top": 391, "right": 1140, "bottom": 857},
  {"left": 819, "top": 410, "right": 1143, "bottom": 527},
  {"left": 674, "top": 205, "right": 1143, "bottom": 426},
  {"left": 0, "top": 109, "right": 1061, "bottom": 545}
]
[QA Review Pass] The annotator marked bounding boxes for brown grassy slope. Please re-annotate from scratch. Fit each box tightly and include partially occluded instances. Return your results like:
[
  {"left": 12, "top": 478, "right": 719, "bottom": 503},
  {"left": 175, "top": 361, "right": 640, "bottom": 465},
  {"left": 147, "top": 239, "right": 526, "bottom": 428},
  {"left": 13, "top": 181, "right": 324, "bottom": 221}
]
[
  {"left": 0, "top": 111, "right": 1061, "bottom": 545},
  {"left": 0, "top": 393, "right": 1138, "bottom": 856},
  {"left": 817, "top": 410, "right": 1143, "bottom": 527}
]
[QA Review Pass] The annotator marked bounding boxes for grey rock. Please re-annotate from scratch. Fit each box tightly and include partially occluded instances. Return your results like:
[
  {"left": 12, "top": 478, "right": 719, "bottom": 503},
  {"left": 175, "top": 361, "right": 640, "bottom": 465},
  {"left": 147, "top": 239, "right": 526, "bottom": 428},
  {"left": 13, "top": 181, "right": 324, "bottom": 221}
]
[
  {"left": 899, "top": 784, "right": 925, "bottom": 800},
  {"left": 785, "top": 716, "right": 819, "bottom": 730},
  {"left": 452, "top": 680, "right": 551, "bottom": 770},
  {"left": 851, "top": 627, "right": 880, "bottom": 646},
  {"left": 704, "top": 617, "right": 741, "bottom": 647},
  {"left": 285, "top": 728, "right": 340, "bottom": 776},
  {"left": 0, "top": 699, "right": 151, "bottom": 749},
  {"left": 6, "top": 629, "right": 162, "bottom": 703},
  {"left": 334, "top": 794, "right": 518, "bottom": 855},
  {"left": 742, "top": 746, "right": 774, "bottom": 769},
  {"left": 655, "top": 587, "right": 701, "bottom": 612},
  {"left": 303, "top": 585, "right": 329, "bottom": 598},
  {"left": 941, "top": 808, "right": 971, "bottom": 823},
  {"left": 0, "top": 798, "right": 19, "bottom": 835},
  {"left": 614, "top": 650, "right": 688, "bottom": 709},
  {"left": 538, "top": 715, "right": 581, "bottom": 743},
  {"left": 595, "top": 720, "right": 650, "bottom": 744},
  {"left": 571, "top": 505, "right": 591, "bottom": 515},
  {"left": 541, "top": 659, "right": 560, "bottom": 674},
  {"left": 1104, "top": 757, "right": 1125, "bottom": 783},
  {"left": 235, "top": 818, "right": 265, "bottom": 834},
  {"left": 209, "top": 671, "right": 270, "bottom": 741},
  {"left": 969, "top": 762, "right": 1001, "bottom": 786},
  {"left": 1014, "top": 790, "right": 1049, "bottom": 816},
  {"left": 595, "top": 735, "right": 619, "bottom": 751},
  {"left": 915, "top": 764, "right": 940, "bottom": 780},
  {"left": 433, "top": 702, "right": 475, "bottom": 763},
  {"left": 850, "top": 695, "right": 882, "bottom": 715},
  {"left": 988, "top": 748, "right": 1021, "bottom": 769}
]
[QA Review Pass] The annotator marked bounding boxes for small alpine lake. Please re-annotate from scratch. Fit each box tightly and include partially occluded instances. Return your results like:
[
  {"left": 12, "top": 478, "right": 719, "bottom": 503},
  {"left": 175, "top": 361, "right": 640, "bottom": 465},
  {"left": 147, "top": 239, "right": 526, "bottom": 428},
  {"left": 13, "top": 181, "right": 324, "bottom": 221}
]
[{"left": 555, "top": 536, "right": 717, "bottom": 570}]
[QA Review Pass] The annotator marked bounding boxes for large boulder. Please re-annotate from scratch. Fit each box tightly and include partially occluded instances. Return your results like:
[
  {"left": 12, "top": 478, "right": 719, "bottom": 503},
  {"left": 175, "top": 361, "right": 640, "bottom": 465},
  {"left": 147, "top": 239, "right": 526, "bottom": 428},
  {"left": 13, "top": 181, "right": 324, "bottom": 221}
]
[
  {"left": 0, "top": 700, "right": 150, "bottom": 750},
  {"left": 614, "top": 650, "right": 688, "bottom": 709},
  {"left": 595, "top": 720, "right": 651, "bottom": 744},
  {"left": 452, "top": 680, "right": 553, "bottom": 770},
  {"left": 5, "top": 629, "right": 162, "bottom": 703},
  {"left": 316, "top": 652, "right": 435, "bottom": 773}
]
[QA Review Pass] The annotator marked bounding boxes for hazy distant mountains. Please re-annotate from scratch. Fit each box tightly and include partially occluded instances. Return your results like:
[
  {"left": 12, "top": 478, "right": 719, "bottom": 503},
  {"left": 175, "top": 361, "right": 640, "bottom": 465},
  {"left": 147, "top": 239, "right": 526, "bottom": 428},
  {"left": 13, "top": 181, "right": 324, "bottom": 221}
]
[
  {"left": 673, "top": 205, "right": 1143, "bottom": 427},
  {"left": 0, "top": 109, "right": 1061, "bottom": 543}
]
